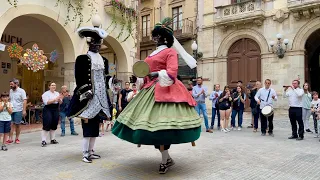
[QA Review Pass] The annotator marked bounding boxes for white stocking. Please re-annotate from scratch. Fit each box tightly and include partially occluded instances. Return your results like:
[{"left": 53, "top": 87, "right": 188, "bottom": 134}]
[
  {"left": 161, "top": 150, "right": 169, "bottom": 164},
  {"left": 82, "top": 137, "right": 90, "bottom": 156},
  {"left": 49, "top": 130, "right": 56, "bottom": 140},
  {"left": 89, "top": 137, "right": 96, "bottom": 154},
  {"left": 41, "top": 130, "right": 49, "bottom": 141}
]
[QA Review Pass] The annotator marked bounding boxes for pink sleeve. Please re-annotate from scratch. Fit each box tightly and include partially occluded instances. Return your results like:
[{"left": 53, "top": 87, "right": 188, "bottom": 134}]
[{"left": 166, "top": 49, "right": 178, "bottom": 80}]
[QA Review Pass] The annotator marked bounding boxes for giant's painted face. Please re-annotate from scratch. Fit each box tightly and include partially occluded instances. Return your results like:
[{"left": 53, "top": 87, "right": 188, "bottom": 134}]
[{"left": 87, "top": 37, "right": 103, "bottom": 53}]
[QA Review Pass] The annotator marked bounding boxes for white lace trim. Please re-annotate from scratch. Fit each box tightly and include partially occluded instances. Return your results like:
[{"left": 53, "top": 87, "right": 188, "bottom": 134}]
[
  {"left": 158, "top": 70, "right": 173, "bottom": 87},
  {"left": 88, "top": 51, "right": 105, "bottom": 70}
]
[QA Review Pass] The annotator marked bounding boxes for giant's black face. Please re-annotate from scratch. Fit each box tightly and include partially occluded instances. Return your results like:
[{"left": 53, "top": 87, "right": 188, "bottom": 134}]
[
  {"left": 88, "top": 37, "right": 103, "bottom": 53},
  {"left": 152, "top": 34, "right": 165, "bottom": 47}
]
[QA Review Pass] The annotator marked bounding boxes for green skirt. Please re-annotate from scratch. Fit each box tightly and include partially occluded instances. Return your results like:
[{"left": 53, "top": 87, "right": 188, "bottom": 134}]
[{"left": 112, "top": 85, "right": 202, "bottom": 145}]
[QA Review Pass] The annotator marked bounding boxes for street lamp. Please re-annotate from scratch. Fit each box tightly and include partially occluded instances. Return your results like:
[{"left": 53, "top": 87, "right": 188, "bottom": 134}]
[
  {"left": 92, "top": 14, "right": 102, "bottom": 28},
  {"left": 269, "top": 33, "right": 289, "bottom": 59},
  {"left": 191, "top": 41, "right": 198, "bottom": 83}
]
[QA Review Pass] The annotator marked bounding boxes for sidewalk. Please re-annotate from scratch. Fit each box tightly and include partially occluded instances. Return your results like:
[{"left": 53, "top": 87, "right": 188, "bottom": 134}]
[{"left": 20, "top": 118, "right": 82, "bottom": 134}]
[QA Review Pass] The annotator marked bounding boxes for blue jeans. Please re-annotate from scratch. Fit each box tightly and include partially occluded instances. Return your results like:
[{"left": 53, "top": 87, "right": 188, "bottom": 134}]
[
  {"left": 211, "top": 108, "right": 220, "bottom": 128},
  {"left": 195, "top": 103, "right": 209, "bottom": 130},
  {"left": 231, "top": 109, "right": 244, "bottom": 128},
  {"left": 59, "top": 112, "right": 75, "bottom": 133}
]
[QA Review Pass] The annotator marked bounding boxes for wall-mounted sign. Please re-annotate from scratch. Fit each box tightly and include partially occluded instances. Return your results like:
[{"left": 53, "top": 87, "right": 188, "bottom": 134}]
[
  {"left": 0, "top": 34, "right": 23, "bottom": 46},
  {"left": 7, "top": 63, "right": 11, "bottom": 69},
  {"left": 3, "top": 69, "right": 8, "bottom": 74},
  {"left": 1, "top": 62, "right": 6, "bottom": 68}
]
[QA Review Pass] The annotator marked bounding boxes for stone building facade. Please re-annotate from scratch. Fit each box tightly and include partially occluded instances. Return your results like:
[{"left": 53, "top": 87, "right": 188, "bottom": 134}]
[
  {"left": 0, "top": 0, "right": 135, "bottom": 102},
  {"left": 197, "top": 0, "right": 320, "bottom": 113},
  {"left": 139, "top": 0, "right": 198, "bottom": 82}
]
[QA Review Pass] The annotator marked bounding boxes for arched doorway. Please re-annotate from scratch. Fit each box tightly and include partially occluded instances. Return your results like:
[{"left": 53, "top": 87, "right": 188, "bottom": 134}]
[
  {"left": 227, "top": 38, "right": 261, "bottom": 110},
  {"left": 305, "top": 28, "right": 320, "bottom": 92},
  {"left": 227, "top": 38, "right": 261, "bottom": 87},
  {"left": 0, "top": 15, "right": 66, "bottom": 103}
]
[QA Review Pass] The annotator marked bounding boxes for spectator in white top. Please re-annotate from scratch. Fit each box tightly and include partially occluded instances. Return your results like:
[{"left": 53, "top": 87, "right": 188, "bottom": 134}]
[
  {"left": 41, "top": 82, "right": 63, "bottom": 147},
  {"left": 127, "top": 84, "right": 139, "bottom": 102},
  {"left": 255, "top": 79, "right": 277, "bottom": 136},
  {"left": 8, "top": 79, "right": 27, "bottom": 144},
  {"left": 302, "top": 83, "right": 313, "bottom": 133},
  {"left": 283, "top": 80, "right": 304, "bottom": 140},
  {"left": 311, "top": 91, "right": 320, "bottom": 139}
]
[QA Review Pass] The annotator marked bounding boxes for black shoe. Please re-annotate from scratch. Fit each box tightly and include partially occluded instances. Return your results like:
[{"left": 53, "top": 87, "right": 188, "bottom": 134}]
[
  {"left": 50, "top": 139, "right": 59, "bottom": 144},
  {"left": 158, "top": 163, "right": 168, "bottom": 174},
  {"left": 261, "top": 133, "right": 266, "bottom": 136},
  {"left": 82, "top": 156, "right": 92, "bottom": 163},
  {"left": 41, "top": 141, "right": 47, "bottom": 147},
  {"left": 296, "top": 137, "right": 304, "bottom": 141},
  {"left": 306, "top": 129, "right": 313, "bottom": 133},
  {"left": 288, "top": 136, "right": 298, "bottom": 139},
  {"left": 269, "top": 133, "right": 274, "bottom": 137},
  {"left": 1, "top": 145, "right": 8, "bottom": 151},
  {"left": 166, "top": 158, "right": 175, "bottom": 167},
  {"left": 71, "top": 131, "right": 79, "bottom": 136},
  {"left": 89, "top": 154, "right": 101, "bottom": 159}
]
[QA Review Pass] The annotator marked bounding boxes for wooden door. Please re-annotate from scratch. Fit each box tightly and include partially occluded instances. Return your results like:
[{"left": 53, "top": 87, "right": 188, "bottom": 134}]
[{"left": 227, "top": 38, "right": 261, "bottom": 111}]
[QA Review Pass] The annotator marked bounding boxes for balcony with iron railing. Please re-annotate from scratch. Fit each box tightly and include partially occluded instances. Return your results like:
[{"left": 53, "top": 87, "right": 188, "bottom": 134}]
[
  {"left": 214, "top": 0, "right": 266, "bottom": 27},
  {"left": 140, "top": 19, "right": 194, "bottom": 46},
  {"left": 287, "top": 0, "right": 320, "bottom": 20}
]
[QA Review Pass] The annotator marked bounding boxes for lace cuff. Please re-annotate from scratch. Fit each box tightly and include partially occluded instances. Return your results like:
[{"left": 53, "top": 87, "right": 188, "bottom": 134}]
[{"left": 158, "top": 70, "right": 174, "bottom": 87}]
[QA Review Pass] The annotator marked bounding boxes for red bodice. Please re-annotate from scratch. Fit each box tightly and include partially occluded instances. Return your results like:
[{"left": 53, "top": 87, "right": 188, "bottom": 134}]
[{"left": 142, "top": 48, "right": 196, "bottom": 106}]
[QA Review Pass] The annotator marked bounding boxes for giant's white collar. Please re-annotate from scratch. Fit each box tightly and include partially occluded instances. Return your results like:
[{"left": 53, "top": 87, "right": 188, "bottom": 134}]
[
  {"left": 88, "top": 51, "right": 104, "bottom": 70},
  {"left": 149, "top": 45, "right": 168, "bottom": 57}
]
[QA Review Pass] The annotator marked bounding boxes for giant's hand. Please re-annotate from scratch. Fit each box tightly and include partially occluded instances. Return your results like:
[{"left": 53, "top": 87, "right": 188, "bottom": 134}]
[
  {"left": 148, "top": 72, "right": 159, "bottom": 80},
  {"left": 79, "top": 90, "right": 93, "bottom": 102}
]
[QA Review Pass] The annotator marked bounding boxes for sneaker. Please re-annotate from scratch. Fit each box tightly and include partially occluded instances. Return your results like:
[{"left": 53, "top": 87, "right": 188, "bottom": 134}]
[
  {"left": 158, "top": 163, "right": 168, "bottom": 174},
  {"left": 41, "top": 141, "right": 47, "bottom": 147},
  {"left": 237, "top": 127, "right": 242, "bottom": 131},
  {"left": 314, "top": 134, "right": 319, "bottom": 138},
  {"left": 231, "top": 127, "right": 235, "bottom": 131},
  {"left": 217, "top": 126, "right": 221, "bottom": 130},
  {"left": 225, "top": 128, "right": 231, "bottom": 132},
  {"left": 15, "top": 139, "right": 20, "bottom": 144},
  {"left": 210, "top": 126, "right": 214, "bottom": 130},
  {"left": 61, "top": 132, "right": 65, "bottom": 137},
  {"left": 5, "top": 140, "right": 13, "bottom": 145},
  {"left": 306, "top": 129, "right": 313, "bottom": 133},
  {"left": 253, "top": 129, "right": 257, "bottom": 132},
  {"left": 261, "top": 133, "right": 266, "bottom": 136},
  {"left": 50, "top": 139, "right": 59, "bottom": 144},
  {"left": 89, "top": 154, "right": 101, "bottom": 159},
  {"left": 82, "top": 156, "right": 92, "bottom": 163},
  {"left": 221, "top": 128, "right": 227, "bottom": 133},
  {"left": 71, "top": 132, "right": 79, "bottom": 136},
  {"left": 247, "top": 125, "right": 253, "bottom": 128},
  {"left": 89, "top": 150, "right": 101, "bottom": 159},
  {"left": 166, "top": 158, "right": 175, "bottom": 167},
  {"left": 1, "top": 145, "right": 8, "bottom": 151},
  {"left": 269, "top": 133, "right": 274, "bottom": 137}
]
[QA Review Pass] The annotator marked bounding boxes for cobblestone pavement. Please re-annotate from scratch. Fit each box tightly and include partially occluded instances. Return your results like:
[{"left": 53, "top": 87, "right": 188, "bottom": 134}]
[{"left": 1, "top": 118, "right": 320, "bottom": 180}]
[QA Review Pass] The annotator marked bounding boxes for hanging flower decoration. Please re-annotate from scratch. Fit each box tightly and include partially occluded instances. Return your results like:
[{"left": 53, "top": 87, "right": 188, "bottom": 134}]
[
  {"left": 50, "top": 50, "right": 58, "bottom": 63},
  {"left": 7, "top": 43, "right": 23, "bottom": 59},
  {"left": 19, "top": 44, "right": 48, "bottom": 72}
]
